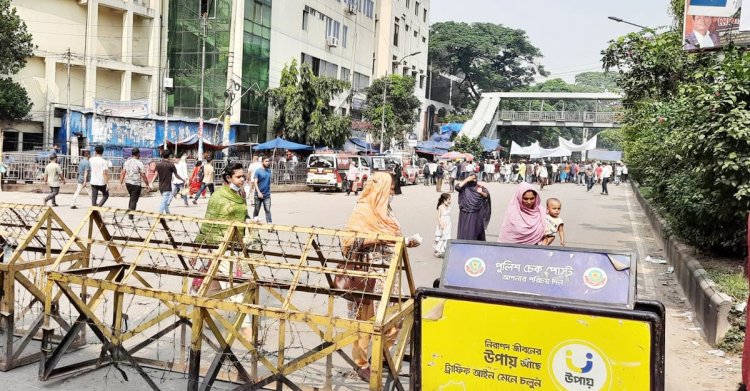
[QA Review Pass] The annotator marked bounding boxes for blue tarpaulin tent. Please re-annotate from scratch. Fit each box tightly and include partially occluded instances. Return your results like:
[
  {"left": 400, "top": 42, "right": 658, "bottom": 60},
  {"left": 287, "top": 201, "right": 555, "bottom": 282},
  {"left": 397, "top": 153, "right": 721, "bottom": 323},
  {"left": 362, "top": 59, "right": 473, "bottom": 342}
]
[
  {"left": 344, "top": 137, "right": 380, "bottom": 154},
  {"left": 253, "top": 137, "right": 314, "bottom": 151},
  {"left": 439, "top": 123, "right": 463, "bottom": 135},
  {"left": 480, "top": 137, "right": 502, "bottom": 152}
]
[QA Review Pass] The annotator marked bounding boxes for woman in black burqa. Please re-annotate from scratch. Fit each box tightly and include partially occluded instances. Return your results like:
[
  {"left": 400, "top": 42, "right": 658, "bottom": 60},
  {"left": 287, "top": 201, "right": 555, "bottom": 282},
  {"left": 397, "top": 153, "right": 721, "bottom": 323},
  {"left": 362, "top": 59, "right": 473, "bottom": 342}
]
[{"left": 455, "top": 173, "right": 491, "bottom": 241}]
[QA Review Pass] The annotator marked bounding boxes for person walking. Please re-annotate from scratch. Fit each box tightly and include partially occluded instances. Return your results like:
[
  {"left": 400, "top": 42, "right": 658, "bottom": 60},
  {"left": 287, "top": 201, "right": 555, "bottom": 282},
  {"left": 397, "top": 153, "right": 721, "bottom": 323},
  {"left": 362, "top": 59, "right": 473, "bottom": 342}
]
[
  {"left": 434, "top": 161, "right": 445, "bottom": 192},
  {"left": 172, "top": 154, "right": 190, "bottom": 206},
  {"left": 43, "top": 154, "right": 65, "bottom": 206},
  {"left": 621, "top": 163, "right": 629, "bottom": 183},
  {"left": 192, "top": 157, "right": 215, "bottom": 204},
  {"left": 448, "top": 161, "right": 457, "bottom": 192},
  {"left": 119, "top": 148, "right": 148, "bottom": 218},
  {"left": 245, "top": 157, "right": 262, "bottom": 206},
  {"left": 70, "top": 150, "right": 90, "bottom": 209},
  {"left": 585, "top": 165, "right": 595, "bottom": 192},
  {"left": 156, "top": 150, "right": 183, "bottom": 214},
  {"left": 422, "top": 162, "right": 431, "bottom": 186},
  {"left": 455, "top": 173, "right": 491, "bottom": 241},
  {"left": 497, "top": 183, "right": 546, "bottom": 245},
  {"left": 346, "top": 160, "right": 359, "bottom": 196},
  {"left": 89, "top": 145, "right": 110, "bottom": 207},
  {"left": 433, "top": 193, "right": 452, "bottom": 257},
  {"left": 253, "top": 157, "right": 273, "bottom": 223},
  {"left": 601, "top": 162, "right": 612, "bottom": 195}
]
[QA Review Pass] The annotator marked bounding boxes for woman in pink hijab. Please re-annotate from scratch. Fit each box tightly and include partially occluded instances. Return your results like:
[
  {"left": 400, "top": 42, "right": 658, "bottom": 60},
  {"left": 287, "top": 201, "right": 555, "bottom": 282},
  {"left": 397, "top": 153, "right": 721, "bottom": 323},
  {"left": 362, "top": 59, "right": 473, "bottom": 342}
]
[{"left": 498, "top": 183, "right": 546, "bottom": 244}]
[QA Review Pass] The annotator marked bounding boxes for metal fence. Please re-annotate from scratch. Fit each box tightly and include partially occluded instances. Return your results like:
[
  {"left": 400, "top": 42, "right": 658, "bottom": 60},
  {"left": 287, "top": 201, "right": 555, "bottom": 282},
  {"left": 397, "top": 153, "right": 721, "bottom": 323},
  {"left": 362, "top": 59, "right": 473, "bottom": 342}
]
[
  {"left": 499, "top": 110, "right": 623, "bottom": 123},
  {"left": 0, "top": 153, "right": 309, "bottom": 186}
]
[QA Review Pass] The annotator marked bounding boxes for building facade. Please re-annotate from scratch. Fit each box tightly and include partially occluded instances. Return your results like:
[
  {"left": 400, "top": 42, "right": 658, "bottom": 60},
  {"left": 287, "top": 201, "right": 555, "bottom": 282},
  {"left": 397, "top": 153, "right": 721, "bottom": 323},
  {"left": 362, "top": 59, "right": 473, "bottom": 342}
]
[
  {"left": 9, "top": 0, "right": 167, "bottom": 152},
  {"left": 167, "top": 0, "right": 271, "bottom": 144},
  {"left": 268, "top": 0, "right": 377, "bottom": 140},
  {"left": 373, "top": 0, "right": 431, "bottom": 140}
]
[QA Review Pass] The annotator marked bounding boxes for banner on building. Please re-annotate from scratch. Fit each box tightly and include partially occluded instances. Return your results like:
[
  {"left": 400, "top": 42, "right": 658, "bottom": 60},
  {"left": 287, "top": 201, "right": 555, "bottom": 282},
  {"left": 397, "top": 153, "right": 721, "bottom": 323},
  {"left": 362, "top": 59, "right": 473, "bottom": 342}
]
[
  {"left": 683, "top": 1, "right": 750, "bottom": 51},
  {"left": 92, "top": 116, "right": 156, "bottom": 146},
  {"left": 94, "top": 99, "right": 151, "bottom": 118}
]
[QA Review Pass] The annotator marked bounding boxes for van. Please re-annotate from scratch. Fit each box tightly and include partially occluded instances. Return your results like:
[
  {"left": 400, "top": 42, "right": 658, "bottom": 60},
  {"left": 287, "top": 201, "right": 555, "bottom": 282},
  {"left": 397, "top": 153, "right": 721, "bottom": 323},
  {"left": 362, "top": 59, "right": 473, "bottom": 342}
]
[
  {"left": 306, "top": 153, "right": 360, "bottom": 192},
  {"left": 371, "top": 154, "right": 419, "bottom": 185}
]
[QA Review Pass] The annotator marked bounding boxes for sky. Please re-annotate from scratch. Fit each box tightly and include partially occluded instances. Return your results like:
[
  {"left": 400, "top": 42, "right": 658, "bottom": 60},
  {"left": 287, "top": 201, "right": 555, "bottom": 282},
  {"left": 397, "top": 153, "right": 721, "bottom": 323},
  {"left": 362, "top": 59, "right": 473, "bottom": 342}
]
[{"left": 429, "top": 0, "right": 675, "bottom": 82}]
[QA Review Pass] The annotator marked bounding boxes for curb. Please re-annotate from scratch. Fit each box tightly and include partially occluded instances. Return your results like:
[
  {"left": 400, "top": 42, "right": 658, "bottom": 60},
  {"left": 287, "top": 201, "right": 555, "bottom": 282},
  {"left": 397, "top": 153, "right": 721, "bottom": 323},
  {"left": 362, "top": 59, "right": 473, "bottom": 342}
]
[{"left": 631, "top": 181, "right": 732, "bottom": 345}]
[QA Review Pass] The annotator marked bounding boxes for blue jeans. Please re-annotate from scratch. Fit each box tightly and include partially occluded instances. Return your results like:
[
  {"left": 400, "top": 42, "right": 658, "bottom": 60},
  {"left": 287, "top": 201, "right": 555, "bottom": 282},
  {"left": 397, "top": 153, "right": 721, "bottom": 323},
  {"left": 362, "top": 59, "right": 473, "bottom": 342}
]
[
  {"left": 171, "top": 183, "right": 188, "bottom": 205},
  {"left": 193, "top": 183, "right": 215, "bottom": 201},
  {"left": 253, "top": 194, "right": 272, "bottom": 223},
  {"left": 158, "top": 191, "right": 172, "bottom": 214}
]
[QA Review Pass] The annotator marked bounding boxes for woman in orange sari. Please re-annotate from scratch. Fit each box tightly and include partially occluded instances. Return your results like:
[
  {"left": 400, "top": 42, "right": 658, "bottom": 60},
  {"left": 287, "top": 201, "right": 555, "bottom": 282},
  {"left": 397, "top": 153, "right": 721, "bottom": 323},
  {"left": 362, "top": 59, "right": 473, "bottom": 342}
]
[
  {"left": 188, "top": 160, "right": 204, "bottom": 196},
  {"left": 342, "top": 172, "right": 419, "bottom": 381}
]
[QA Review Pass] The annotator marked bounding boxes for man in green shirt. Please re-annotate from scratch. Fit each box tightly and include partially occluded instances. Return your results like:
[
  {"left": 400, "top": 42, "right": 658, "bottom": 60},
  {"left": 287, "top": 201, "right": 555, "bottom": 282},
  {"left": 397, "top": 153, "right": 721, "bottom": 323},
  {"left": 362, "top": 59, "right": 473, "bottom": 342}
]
[{"left": 43, "top": 154, "right": 65, "bottom": 206}]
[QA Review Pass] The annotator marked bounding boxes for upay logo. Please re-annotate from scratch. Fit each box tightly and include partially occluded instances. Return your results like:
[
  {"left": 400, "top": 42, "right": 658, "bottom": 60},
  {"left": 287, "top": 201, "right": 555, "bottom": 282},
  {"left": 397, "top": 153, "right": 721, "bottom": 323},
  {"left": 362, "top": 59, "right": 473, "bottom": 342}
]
[{"left": 550, "top": 341, "right": 609, "bottom": 391}]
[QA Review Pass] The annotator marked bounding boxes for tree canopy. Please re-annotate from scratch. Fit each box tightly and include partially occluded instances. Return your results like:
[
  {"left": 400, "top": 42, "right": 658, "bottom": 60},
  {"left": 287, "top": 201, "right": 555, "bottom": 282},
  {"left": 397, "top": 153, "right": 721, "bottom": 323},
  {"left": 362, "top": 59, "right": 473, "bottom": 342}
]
[
  {"left": 362, "top": 74, "right": 420, "bottom": 149},
  {"left": 602, "top": 0, "right": 750, "bottom": 255},
  {"left": 267, "top": 60, "right": 351, "bottom": 148},
  {"left": 428, "top": 22, "right": 547, "bottom": 108},
  {"left": 0, "top": 0, "right": 34, "bottom": 125}
]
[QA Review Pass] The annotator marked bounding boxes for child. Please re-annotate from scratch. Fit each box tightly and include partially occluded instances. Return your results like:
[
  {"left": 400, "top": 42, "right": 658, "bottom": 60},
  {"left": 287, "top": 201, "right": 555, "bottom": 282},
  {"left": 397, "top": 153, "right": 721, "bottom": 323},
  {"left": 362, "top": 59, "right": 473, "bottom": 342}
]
[
  {"left": 542, "top": 198, "right": 565, "bottom": 246},
  {"left": 434, "top": 193, "right": 452, "bottom": 257}
]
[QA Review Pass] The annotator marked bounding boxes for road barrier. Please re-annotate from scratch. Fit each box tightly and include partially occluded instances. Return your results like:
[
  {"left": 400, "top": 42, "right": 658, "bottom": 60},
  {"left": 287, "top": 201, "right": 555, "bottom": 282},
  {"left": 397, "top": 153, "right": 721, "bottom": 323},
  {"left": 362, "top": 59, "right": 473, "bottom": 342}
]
[
  {"left": 0, "top": 204, "right": 86, "bottom": 371},
  {"left": 40, "top": 207, "right": 415, "bottom": 390}
]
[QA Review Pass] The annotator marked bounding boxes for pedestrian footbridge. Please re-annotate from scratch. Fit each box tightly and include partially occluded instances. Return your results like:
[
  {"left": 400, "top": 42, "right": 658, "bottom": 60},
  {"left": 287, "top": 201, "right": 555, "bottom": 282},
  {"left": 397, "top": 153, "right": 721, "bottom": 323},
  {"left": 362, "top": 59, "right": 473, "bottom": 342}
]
[{"left": 460, "top": 92, "right": 623, "bottom": 139}]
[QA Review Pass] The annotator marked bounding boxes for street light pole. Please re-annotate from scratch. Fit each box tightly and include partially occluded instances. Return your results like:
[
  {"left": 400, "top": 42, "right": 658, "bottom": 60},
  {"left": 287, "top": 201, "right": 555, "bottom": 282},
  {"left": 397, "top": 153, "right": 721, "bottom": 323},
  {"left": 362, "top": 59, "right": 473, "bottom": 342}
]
[
  {"left": 379, "top": 51, "right": 421, "bottom": 152},
  {"left": 607, "top": 16, "right": 649, "bottom": 30}
]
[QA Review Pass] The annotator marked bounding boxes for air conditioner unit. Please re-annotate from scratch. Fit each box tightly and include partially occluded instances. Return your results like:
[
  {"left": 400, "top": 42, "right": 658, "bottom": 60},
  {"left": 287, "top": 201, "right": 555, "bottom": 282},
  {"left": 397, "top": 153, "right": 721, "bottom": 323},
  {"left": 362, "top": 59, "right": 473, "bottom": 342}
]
[
  {"left": 326, "top": 36, "right": 339, "bottom": 47},
  {"left": 344, "top": 1, "right": 357, "bottom": 14}
]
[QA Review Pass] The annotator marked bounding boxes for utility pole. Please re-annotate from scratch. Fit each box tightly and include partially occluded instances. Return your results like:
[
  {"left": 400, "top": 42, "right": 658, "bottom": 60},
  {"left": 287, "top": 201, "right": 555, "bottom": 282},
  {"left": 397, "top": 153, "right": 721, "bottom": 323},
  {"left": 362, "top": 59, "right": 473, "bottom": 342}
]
[
  {"left": 198, "top": 12, "right": 207, "bottom": 160},
  {"left": 66, "top": 48, "right": 72, "bottom": 156},
  {"left": 380, "top": 74, "right": 387, "bottom": 152}
]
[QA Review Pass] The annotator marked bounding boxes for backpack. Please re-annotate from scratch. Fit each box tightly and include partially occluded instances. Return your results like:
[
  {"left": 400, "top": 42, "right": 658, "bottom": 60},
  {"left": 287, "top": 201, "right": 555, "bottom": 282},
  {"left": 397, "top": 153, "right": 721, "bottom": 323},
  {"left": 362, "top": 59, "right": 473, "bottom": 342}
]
[{"left": 197, "top": 166, "right": 205, "bottom": 183}]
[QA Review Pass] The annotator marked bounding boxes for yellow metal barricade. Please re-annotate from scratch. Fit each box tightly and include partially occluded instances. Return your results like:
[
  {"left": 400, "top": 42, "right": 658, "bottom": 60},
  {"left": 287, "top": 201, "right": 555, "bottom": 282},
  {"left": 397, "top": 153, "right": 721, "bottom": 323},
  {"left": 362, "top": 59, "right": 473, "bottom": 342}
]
[{"left": 41, "top": 207, "right": 415, "bottom": 390}]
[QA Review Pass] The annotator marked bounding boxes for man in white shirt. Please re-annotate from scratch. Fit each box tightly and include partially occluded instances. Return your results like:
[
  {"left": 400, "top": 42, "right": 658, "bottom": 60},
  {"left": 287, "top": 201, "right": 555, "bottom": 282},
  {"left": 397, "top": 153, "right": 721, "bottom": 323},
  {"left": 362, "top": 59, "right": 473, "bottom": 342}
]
[
  {"left": 246, "top": 157, "right": 263, "bottom": 206},
  {"left": 89, "top": 145, "right": 110, "bottom": 207},
  {"left": 601, "top": 162, "right": 613, "bottom": 195},
  {"left": 684, "top": 15, "right": 719, "bottom": 50}
]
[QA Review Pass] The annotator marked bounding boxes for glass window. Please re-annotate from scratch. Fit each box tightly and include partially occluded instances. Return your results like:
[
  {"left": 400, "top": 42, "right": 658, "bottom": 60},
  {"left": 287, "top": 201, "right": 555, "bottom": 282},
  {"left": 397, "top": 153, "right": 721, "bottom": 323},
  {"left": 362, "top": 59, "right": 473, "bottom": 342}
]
[
  {"left": 307, "top": 155, "right": 335, "bottom": 168},
  {"left": 423, "top": 8, "right": 427, "bottom": 22},
  {"left": 415, "top": 2, "right": 420, "bottom": 16},
  {"left": 393, "top": 21, "right": 399, "bottom": 47},
  {"left": 342, "top": 25, "right": 348, "bottom": 48},
  {"left": 302, "top": 10, "right": 308, "bottom": 30},
  {"left": 340, "top": 67, "right": 350, "bottom": 82}
]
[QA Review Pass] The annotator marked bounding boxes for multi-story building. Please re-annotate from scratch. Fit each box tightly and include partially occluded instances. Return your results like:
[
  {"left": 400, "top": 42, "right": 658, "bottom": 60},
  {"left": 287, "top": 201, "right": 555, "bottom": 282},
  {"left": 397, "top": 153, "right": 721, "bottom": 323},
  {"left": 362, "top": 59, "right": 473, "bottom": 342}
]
[
  {"left": 373, "top": 0, "right": 431, "bottom": 140},
  {"left": 8, "top": 0, "right": 167, "bottom": 152},
  {"left": 268, "top": 0, "right": 377, "bottom": 139},
  {"left": 167, "top": 0, "right": 271, "bottom": 144}
]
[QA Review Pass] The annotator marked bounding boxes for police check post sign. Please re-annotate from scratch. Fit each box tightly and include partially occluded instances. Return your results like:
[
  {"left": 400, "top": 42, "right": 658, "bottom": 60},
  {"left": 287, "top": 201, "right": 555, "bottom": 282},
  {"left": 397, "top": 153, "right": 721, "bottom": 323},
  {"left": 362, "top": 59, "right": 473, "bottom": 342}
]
[{"left": 440, "top": 241, "right": 636, "bottom": 309}]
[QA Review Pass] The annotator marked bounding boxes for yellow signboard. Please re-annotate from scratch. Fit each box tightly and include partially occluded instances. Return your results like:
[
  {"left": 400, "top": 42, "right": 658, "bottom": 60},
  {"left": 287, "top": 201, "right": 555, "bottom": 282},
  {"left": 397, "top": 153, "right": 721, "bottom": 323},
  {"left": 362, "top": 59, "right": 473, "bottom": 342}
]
[{"left": 420, "top": 296, "right": 652, "bottom": 390}]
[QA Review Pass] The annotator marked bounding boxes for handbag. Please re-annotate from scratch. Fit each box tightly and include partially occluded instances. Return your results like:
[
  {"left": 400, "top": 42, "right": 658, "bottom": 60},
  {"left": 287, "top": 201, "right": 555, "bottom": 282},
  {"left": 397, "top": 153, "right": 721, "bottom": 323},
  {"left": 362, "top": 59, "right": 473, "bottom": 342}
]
[
  {"left": 180, "top": 187, "right": 189, "bottom": 196},
  {"left": 333, "top": 239, "right": 377, "bottom": 303}
]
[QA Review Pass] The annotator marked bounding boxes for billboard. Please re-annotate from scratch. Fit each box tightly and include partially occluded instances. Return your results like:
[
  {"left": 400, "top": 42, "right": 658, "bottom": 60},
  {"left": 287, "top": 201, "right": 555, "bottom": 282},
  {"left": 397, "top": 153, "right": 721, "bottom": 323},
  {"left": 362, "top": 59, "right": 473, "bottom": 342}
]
[
  {"left": 683, "top": 0, "right": 750, "bottom": 51},
  {"left": 414, "top": 289, "right": 665, "bottom": 391},
  {"left": 440, "top": 241, "right": 636, "bottom": 309}
]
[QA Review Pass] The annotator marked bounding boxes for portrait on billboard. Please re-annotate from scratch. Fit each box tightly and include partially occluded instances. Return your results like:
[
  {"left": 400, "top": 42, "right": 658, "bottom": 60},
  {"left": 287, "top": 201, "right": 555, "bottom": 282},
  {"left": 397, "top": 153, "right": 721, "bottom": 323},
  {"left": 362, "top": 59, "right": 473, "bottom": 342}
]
[
  {"left": 683, "top": 0, "right": 750, "bottom": 51},
  {"left": 683, "top": 14, "right": 720, "bottom": 50}
]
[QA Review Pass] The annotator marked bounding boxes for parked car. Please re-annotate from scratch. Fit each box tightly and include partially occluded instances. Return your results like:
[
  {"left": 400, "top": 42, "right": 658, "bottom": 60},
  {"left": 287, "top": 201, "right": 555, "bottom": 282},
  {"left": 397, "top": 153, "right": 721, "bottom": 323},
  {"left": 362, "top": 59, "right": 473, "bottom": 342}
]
[
  {"left": 306, "top": 153, "right": 362, "bottom": 192},
  {"left": 371, "top": 154, "right": 419, "bottom": 185}
]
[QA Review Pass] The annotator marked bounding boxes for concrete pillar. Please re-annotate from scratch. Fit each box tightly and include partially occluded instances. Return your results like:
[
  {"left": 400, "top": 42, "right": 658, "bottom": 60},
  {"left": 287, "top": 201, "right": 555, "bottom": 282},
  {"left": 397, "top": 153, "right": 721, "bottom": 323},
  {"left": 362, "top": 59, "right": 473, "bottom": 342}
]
[
  {"left": 43, "top": 57, "right": 58, "bottom": 148},
  {"left": 17, "top": 132, "right": 23, "bottom": 152},
  {"left": 122, "top": 10, "right": 134, "bottom": 65},
  {"left": 84, "top": 0, "right": 99, "bottom": 108},
  {"left": 121, "top": 71, "right": 132, "bottom": 101}
]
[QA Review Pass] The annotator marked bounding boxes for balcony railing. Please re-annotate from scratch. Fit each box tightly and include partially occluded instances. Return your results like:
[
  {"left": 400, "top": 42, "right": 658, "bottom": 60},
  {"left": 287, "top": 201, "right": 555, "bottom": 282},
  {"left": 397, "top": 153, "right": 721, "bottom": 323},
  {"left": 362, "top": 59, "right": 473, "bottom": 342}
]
[{"left": 499, "top": 110, "right": 622, "bottom": 123}]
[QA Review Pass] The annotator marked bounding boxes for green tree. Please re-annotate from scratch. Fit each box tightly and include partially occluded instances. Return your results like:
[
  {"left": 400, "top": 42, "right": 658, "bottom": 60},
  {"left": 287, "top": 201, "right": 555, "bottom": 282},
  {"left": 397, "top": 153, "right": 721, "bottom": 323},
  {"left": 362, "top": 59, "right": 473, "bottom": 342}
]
[
  {"left": 267, "top": 59, "right": 351, "bottom": 148},
  {"left": 451, "top": 135, "right": 483, "bottom": 158},
  {"left": 429, "top": 22, "right": 547, "bottom": 107},
  {"left": 574, "top": 72, "right": 621, "bottom": 93},
  {"left": 0, "top": 0, "right": 34, "bottom": 127},
  {"left": 602, "top": 0, "right": 750, "bottom": 255},
  {"left": 362, "top": 75, "right": 420, "bottom": 149}
]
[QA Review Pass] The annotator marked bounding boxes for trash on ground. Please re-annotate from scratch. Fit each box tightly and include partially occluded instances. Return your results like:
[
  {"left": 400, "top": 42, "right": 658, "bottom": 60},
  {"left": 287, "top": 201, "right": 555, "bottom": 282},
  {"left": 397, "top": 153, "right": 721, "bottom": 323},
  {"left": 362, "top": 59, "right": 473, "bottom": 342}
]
[
  {"left": 735, "top": 302, "right": 747, "bottom": 313},
  {"left": 691, "top": 340, "right": 700, "bottom": 346},
  {"left": 707, "top": 349, "right": 726, "bottom": 357},
  {"left": 666, "top": 266, "right": 674, "bottom": 274},
  {"left": 646, "top": 256, "right": 668, "bottom": 264}
]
